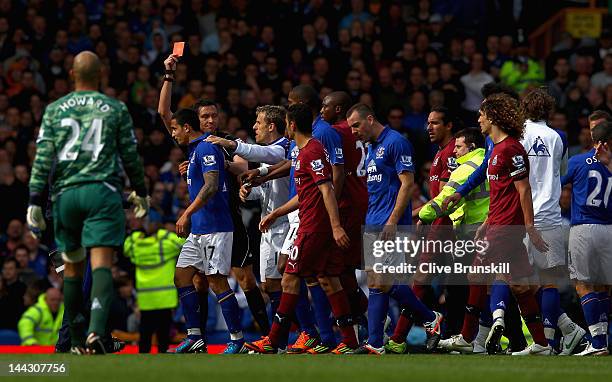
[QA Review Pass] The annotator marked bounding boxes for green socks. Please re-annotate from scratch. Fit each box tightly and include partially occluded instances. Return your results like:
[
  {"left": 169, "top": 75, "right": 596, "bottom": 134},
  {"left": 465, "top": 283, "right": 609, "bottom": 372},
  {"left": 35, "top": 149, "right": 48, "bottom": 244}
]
[
  {"left": 64, "top": 276, "right": 86, "bottom": 347},
  {"left": 88, "top": 267, "right": 113, "bottom": 335}
]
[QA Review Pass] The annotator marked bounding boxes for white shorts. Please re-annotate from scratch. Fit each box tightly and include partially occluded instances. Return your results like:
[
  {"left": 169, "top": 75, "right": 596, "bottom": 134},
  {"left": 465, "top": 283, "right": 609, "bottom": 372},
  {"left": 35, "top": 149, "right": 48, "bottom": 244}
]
[
  {"left": 569, "top": 224, "right": 612, "bottom": 284},
  {"left": 280, "top": 210, "right": 300, "bottom": 256},
  {"left": 259, "top": 222, "right": 289, "bottom": 282},
  {"left": 526, "top": 225, "right": 567, "bottom": 270},
  {"left": 362, "top": 231, "right": 408, "bottom": 272},
  {"left": 176, "top": 232, "right": 234, "bottom": 275}
]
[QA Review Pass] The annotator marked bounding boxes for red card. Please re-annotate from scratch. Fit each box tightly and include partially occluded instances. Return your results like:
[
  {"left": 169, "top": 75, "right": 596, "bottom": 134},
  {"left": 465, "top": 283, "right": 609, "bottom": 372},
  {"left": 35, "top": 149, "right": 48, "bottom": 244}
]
[{"left": 173, "top": 42, "right": 185, "bottom": 57}]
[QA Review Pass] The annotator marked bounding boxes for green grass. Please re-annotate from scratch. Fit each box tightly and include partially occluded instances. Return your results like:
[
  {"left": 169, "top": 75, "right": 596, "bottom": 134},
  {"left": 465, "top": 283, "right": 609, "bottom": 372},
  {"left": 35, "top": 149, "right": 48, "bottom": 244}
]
[{"left": 1, "top": 354, "right": 611, "bottom": 382}]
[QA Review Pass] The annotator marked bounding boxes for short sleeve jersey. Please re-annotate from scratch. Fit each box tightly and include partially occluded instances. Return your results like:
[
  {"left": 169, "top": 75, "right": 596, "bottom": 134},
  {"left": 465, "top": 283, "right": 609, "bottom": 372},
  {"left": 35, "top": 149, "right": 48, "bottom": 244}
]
[
  {"left": 287, "top": 140, "right": 299, "bottom": 198},
  {"left": 486, "top": 136, "right": 530, "bottom": 226},
  {"left": 294, "top": 139, "right": 333, "bottom": 233},
  {"left": 429, "top": 138, "right": 457, "bottom": 198},
  {"left": 332, "top": 120, "right": 368, "bottom": 212},
  {"left": 365, "top": 126, "right": 415, "bottom": 226},
  {"left": 187, "top": 134, "right": 233, "bottom": 234},
  {"left": 312, "top": 115, "right": 344, "bottom": 166},
  {"left": 561, "top": 149, "right": 612, "bottom": 225}
]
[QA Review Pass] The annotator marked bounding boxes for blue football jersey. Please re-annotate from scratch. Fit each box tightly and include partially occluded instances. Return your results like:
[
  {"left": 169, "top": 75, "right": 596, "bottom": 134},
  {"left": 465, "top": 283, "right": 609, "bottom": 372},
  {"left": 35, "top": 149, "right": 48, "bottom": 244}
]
[
  {"left": 287, "top": 140, "right": 299, "bottom": 198},
  {"left": 187, "top": 134, "right": 234, "bottom": 234},
  {"left": 312, "top": 115, "right": 344, "bottom": 165},
  {"left": 561, "top": 149, "right": 612, "bottom": 225},
  {"left": 365, "top": 126, "right": 415, "bottom": 226}
]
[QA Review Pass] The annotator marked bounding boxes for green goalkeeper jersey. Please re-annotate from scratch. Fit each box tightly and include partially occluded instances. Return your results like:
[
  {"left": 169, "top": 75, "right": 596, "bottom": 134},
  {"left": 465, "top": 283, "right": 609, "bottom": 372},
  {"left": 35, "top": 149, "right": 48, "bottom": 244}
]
[{"left": 29, "top": 90, "right": 146, "bottom": 199}]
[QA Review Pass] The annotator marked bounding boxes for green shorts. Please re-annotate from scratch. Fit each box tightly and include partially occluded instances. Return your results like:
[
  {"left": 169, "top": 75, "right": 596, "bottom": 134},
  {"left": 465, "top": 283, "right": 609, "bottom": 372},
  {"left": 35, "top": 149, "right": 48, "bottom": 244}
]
[{"left": 53, "top": 182, "right": 125, "bottom": 252}]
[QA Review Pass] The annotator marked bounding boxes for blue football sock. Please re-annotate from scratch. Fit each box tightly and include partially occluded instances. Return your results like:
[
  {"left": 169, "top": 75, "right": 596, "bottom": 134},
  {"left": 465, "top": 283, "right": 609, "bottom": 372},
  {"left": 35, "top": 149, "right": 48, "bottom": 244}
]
[
  {"left": 388, "top": 284, "right": 435, "bottom": 322},
  {"left": 581, "top": 293, "right": 606, "bottom": 349},
  {"left": 178, "top": 286, "right": 202, "bottom": 340},
  {"left": 295, "top": 281, "right": 318, "bottom": 337},
  {"left": 308, "top": 284, "right": 336, "bottom": 346},
  {"left": 541, "top": 287, "right": 561, "bottom": 348},
  {"left": 598, "top": 292, "right": 610, "bottom": 343},
  {"left": 367, "top": 288, "right": 389, "bottom": 348},
  {"left": 216, "top": 290, "right": 243, "bottom": 341},
  {"left": 269, "top": 290, "right": 281, "bottom": 318},
  {"left": 598, "top": 292, "right": 610, "bottom": 321},
  {"left": 489, "top": 281, "right": 510, "bottom": 324}
]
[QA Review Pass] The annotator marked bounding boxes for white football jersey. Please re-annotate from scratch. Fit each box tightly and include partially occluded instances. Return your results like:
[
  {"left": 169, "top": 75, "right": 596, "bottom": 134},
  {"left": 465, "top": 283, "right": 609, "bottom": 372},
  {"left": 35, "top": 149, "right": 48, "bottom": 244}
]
[
  {"left": 239, "top": 137, "right": 291, "bottom": 227},
  {"left": 521, "top": 119, "right": 567, "bottom": 227}
]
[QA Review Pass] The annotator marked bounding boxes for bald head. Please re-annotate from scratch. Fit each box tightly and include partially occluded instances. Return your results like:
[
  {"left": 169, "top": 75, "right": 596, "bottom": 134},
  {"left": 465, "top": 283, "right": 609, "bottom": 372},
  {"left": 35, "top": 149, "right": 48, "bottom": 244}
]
[
  {"left": 72, "top": 51, "right": 101, "bottom": 86},
  {"left": 327, "top": 91, "right": 352, "bottom": 118},
  {"left": 288, "top": 85, "right": 320, "bottom": 112},
  {"left": 321, "top": 91, "right": 352, "bottom": 124},
  {"left": 45, "top": 288, "right": 63, "bottom": 314}
]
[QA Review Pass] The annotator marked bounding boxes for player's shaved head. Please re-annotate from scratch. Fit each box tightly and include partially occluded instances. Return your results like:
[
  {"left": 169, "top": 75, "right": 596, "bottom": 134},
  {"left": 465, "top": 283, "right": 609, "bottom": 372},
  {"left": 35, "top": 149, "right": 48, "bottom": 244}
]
[
  {"left": 72, "top": 51, "right": 101, "bottom": 85},
  {"left": 327, "top": 91, "right": 352, "bottom": 118},
  {"left": 288, "top": 85, "right": 320, "bottom": 111}
]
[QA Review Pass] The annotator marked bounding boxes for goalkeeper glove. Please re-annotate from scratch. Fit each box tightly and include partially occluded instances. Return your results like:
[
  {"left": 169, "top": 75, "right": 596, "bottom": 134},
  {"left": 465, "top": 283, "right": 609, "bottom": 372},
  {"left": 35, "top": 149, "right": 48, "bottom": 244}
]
[
  {"left": 128, "top": 191, "right": 150, "bottom": 218},
  {"left": 26, "top": 205, "right": 46, "bottom": 239}
]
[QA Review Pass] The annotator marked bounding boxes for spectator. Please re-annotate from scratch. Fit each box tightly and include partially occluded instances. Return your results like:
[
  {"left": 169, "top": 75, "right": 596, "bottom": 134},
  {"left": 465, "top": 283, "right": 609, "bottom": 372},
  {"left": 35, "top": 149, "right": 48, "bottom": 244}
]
[
  {"left": 18, "top": 287, "right": 63, "bottom": 345},
  {"left": 1, "top": 257, "right": 26, "bottom": 330},
  {"left": 548, "top": 56, "right": 574, "bottom": 109},
  {"left": 13, "top": 244, "right": 37, "bottom": 286},
  {"left": 386, "top": 106, "right": 404, "bottom": 132},
  {"left": 591, "top": 53, "right": 612, "bottom": 91},
  {"left": 460, "top": 52, "right": 493, "bottom": 126},
  {"left": 0, "top": 219, "right": 24, "bottom": 256}
]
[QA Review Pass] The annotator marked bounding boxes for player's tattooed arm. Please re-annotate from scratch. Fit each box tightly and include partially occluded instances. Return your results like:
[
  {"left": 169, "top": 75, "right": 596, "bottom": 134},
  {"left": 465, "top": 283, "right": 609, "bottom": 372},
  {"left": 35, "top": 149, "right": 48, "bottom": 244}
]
[{"left": 176, "top": 171, "right": 219, "bottom": 236}]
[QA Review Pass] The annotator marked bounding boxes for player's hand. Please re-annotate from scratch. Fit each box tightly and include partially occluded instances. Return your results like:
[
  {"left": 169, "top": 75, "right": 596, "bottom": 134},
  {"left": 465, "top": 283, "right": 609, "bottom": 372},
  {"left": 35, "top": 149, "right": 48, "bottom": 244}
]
[
  {"left": 415, "top": 219, "right": 424, "bottom": 235},
  {"left": 442, "top": 192, "right": 462, "bottom": 212},
  {"left": 26, "top": 205, "right": 46, "bottom": 239},
  {"left": 259, "top": 213, "right": 277, "bottom": 232},
  {"left": 239, "top": 168, "right": 260, "bottom": 184},
  {"left": 474, "top": 222, "right": 488, "bottom": 241},
  {"left": 205, "top": 135, "right": 237, "bottom": 150},
  {"left": 128, "top": 191, "right": 150, "bottom": 218},
  {"left": 176, "top": 212, "right": 191, "bottom": 237},
  {"left": 239, "top": 184, "right": 251, "bottom": 202},
  {"left": 527, "top": 226, "right": 549, "bottom": 253},
  {"left": 179, "top": 161, "right": 189, "bottom": 176},
  {"left": 333, "top": 225, "right": 350, "bottom": 249},
  {"left": 164, "top": 54, "right": 178, "bottom": 71},
  {"left": 277, "top": 253, "right": 288, "bottom": 275},
  {"left": 380, "top": 223, "right": 397, "bottom": 241}
]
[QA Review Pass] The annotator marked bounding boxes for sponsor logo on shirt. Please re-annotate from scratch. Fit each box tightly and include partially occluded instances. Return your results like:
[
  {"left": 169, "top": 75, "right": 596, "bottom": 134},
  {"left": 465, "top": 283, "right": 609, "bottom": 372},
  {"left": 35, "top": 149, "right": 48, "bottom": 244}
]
[
  {"left": 429, "top": 175, "right": 439, "bottom": 182},
  {"left": 400, "top": 155, "right": 413, "bottom": 167},
  {"left": 367, "top": 159, "right": 382, "bottom": 183},
  {"left": 375, "top": 146, "right": 385, "bottom": 159},
  {"left": 203, "top": 155, "right": 216, "bottom": 166}
]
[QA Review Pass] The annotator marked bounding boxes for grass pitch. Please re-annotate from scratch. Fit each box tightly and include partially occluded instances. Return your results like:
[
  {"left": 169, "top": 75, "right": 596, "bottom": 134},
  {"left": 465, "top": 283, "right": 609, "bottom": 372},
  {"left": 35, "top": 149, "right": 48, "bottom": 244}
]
[{"left": 1, "top": 354, "right": 611, "bottom": 382}]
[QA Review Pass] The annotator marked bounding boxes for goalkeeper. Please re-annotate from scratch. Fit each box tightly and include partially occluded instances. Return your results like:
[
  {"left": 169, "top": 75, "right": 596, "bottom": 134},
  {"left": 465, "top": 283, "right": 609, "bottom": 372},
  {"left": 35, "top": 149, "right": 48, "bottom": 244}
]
[{"left": 27, "top": 51, "right": 148, "bottom": 355}]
